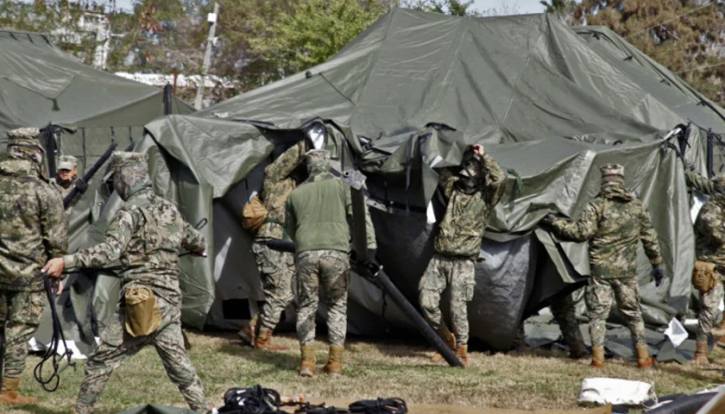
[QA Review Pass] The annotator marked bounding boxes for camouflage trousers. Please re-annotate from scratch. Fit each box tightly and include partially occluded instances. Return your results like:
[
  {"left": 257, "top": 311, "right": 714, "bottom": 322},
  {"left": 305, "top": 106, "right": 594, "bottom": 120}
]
[
  {"left": 0, "top": 290, "right": 45, "bottom": 378},
  {"left": 551, "top": 292, "right": 585, "bottom": 352},
  {"left": 419, "top": 254, "right": 475, "bottom": 345},
  {"left": 75, "top": 296, "right": 207, "bottom": 414},
  {"left": 697, "top": 282, "right": 724, "bottom": 342},
  {"left": 586, "top": 277, "right": 646, "bottom": 348},
  {"left": 296, "top": 250, "right": 350, "bottom": 347},
  {"left": 252, "top": 241, "right": 296, "bottom": 330}
]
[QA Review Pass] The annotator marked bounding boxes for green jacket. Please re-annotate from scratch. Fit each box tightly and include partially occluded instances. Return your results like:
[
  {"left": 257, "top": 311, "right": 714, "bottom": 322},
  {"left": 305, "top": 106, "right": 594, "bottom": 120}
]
[{"left": 286, "top": 172, "right": 376, "bottom": 254}]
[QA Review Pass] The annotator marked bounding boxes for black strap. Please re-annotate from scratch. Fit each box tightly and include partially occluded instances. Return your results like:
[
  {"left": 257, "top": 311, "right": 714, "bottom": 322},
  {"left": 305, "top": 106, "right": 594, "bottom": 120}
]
[
  {"left": 349, "top": 398, "right": 408, "bottom": 414},
  {"left": 218, "top": 385, "right": 283, "bottom": 414}
]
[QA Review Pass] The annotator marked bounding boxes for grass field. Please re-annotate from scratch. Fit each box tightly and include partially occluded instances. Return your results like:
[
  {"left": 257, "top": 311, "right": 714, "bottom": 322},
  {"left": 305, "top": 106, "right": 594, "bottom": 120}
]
[{"left": 6, "top": 331, "right": 725, "bottom": 414}]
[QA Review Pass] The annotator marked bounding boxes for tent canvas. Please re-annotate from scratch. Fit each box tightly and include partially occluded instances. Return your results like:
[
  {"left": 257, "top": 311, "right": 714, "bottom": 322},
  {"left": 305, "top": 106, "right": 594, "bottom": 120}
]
[{"left": 67, "top": 9, "right": 725, "bottom": 352}]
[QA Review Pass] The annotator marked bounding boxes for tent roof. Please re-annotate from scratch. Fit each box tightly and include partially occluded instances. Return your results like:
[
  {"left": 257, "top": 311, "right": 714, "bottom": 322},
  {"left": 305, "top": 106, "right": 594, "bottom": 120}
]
[
  {"left": 0, "top": 29, "right": 192, "bottom": 136},
  {"left": 198, "top": 9, "right": 724, "bottom": 143}
]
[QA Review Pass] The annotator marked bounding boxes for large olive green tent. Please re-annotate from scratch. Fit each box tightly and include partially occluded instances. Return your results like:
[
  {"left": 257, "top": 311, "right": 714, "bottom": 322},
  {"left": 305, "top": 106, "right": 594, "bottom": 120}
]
[{"left": 74, "top": 10, "right": 725, "bottom": 352}]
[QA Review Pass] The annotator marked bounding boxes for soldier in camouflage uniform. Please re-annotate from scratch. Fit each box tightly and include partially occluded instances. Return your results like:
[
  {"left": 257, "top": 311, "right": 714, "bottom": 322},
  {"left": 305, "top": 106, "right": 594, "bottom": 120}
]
[
  {"left": 238, "top": 140, "right": 308, "bottom": 351},
  {"left": 43, "top": 152, "right": 208, "bottom": 414},
  {"left": 0, "top": 127, "right": 68, "bottom": 405},
  {"left": 285, "top": 150, "right": 376, "bottom": 377},
  {"left": 544, "top": 164, "right": 663, "bottom": 369},
  {"left": 419, "top": 144, "right": 506, "bottom": 366},
  {"left": 684, "top": 170, "right": 725, "bottom": 363},
  {"left": 52, "top": 155, "right": 78, "bottom": 198}
]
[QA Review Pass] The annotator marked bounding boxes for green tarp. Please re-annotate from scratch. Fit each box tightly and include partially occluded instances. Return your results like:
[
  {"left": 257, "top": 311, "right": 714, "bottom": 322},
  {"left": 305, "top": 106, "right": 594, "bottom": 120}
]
[{"left": 71, "top": 10, "right": 725, "bottom": 351}]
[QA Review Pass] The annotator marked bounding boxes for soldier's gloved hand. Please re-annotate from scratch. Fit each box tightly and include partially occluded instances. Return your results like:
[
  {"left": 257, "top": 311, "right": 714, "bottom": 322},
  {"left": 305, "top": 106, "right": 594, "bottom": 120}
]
[
  {"left": 366, "top": 248, "right": 378, "bottom": 265},
  {"left": 75, "top": 178, "right": 88, "bottom": 194},
  {"left": 652, "top": 266, "right": 664, "bottom": 287}
]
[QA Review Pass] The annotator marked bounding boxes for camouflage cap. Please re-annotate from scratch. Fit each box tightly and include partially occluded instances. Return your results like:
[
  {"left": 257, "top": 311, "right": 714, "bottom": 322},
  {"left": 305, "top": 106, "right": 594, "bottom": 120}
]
[
  {"left": 57, "top": 155, "right": 77, "bottom": 171},
  {"left": 7, "top": 127, "right": 44, "bottom": 152},
  {"left": 600, "top": 163, "right": 624, "bottom": 177},
  {"left": 111, "top": 151, "right": 147, "bottom": 171}
]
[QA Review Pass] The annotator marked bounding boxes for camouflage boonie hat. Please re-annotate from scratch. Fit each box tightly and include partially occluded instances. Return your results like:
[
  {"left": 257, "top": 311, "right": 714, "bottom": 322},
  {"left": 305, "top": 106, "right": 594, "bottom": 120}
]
[
  {"left": 600, "top": 164, "right": 624, "bottom": 177},
  {"left": 104, "top": 151, "right": 148, "bottom": 181},
  {"left": 7, "top": 127, "right": 44, "bottom": 152},
  {"left": 57, "top": 155, "right": 77, "bottom": 171}
]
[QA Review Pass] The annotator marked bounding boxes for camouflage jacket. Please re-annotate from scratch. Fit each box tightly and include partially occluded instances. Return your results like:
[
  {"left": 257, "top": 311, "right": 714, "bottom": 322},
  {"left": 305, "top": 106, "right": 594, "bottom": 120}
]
[
  {"left": 685, "top": 170, "right": 716, "bottom": 196},
  {"left": 64, "top": 188, "right": 206, "bottom": 306},
  {"left": 694, "top": 193, "right": 725, "bottom": 270},
  {"left": 550, "top": 182, "right": 662, "bottom": 279},
  {"left": 434, "top": 154, "right": 506, "bottom": 258},
  {"left": 256, "top": 140, "right": 308, "bottom": 240},
  {"left": 0, "top": 158, "right": 68, "bottom": 292}
]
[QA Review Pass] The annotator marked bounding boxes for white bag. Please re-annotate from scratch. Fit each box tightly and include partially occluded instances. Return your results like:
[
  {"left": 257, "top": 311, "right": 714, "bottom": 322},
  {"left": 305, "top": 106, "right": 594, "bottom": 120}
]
[{"left": 578, "top": 377, "right": 655, "bottom": 406}]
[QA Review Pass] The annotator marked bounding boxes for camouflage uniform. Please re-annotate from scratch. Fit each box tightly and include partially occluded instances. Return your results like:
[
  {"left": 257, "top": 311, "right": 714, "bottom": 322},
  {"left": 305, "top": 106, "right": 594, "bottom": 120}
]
[
  {"left": 419, "top": 153, "right": 506, "bottom": 345},
  {"left": 253, "top": 141, "right": 308, "bottom": 331},
  {"left": 286, "top": 150, "right": 376, "bottom": 347},
  {"left": 0, "top": 128, "right": 68, "bottom": 380},
  {"left": 62, "top": 152, "right": 208, "bottom": 414},
  {"left": 548, "top": 165, "right": 662, "bottom": 349},
  {"left": 688, "top": 171, "right": 725, "bottom": 342}
]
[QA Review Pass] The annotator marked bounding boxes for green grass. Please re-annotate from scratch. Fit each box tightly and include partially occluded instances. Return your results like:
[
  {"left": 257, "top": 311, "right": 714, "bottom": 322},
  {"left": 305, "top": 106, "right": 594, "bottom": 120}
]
[{"left": 6, "top": 331, "right": 725, "bottom": 413}]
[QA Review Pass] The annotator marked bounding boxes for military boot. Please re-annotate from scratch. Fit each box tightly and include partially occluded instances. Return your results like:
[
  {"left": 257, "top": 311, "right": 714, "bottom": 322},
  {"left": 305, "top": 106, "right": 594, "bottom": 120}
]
[
  {"left": 455, "top": 344, "right": 468, "bottom": 367},
  {"left": 636, "top": 344, "right": 655, "bottom": 369},
  {"left": 0, "top": 377, "right": 37, "bottom": 405},
  {"left": 255, "top": 327, "right": 288, "bottom": 351},
  {"left": 694, "top": 340, "right": 710, "bottom": 365},
  {"left": 590, "top": 346, "right": 605, "bottom": 368},
  {"left": 299, "top": 345, "right": 317, "bottom": 377},
  {"left": 237, "top": 317, "right": 257, "bottom": 347},
  {"left": 322, "top": 346, "right": 344, "bottom": 376},
  {"left": 431, "top": 326, "right": 456, "bottom": 362}
]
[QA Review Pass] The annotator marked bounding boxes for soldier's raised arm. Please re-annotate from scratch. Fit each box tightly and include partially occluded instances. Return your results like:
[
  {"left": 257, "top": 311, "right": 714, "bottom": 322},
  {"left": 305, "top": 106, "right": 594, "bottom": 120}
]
[
  {"left": 550, "top": 203, "right": 600, "bottom": 243},
  {"left": 685, "top": 169, "right": 716, "bottom": 195},
  {"left": 482, "top": 153, "right": 506, "bottom": 207},
  {"left": 264, "top": 140, "right": 308, "bottom": 185}
]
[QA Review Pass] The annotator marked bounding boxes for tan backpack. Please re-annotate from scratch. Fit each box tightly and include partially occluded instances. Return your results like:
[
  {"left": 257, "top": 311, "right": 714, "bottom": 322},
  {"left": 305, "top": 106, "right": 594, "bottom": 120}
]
[
  {"left": 693, "top": 261, "right": 719, "bottom": 292},
  {"left": 242, "top": 195, "right": 268, "bottom": 232}
]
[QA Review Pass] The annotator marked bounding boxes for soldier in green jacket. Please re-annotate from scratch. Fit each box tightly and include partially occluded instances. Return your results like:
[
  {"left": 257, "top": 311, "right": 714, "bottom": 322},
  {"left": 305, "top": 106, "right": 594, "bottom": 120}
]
[
  {"left": 685, "top": 169, "right": 725, "bottom": 364},
  {"left": 285, "top": 149, "right": 376, "bottom": 377},
  {"left": 238, "top": 140, "right": 308, "bottom": 351},
  {"left": 419, "top": 144, "right": 506, "bottom": 366},
  {"left": 0, "top": 128, "right": 67, "bottom": 405},
  {"left": 544, "top": 164, "right": 663, "bottom": 369}
]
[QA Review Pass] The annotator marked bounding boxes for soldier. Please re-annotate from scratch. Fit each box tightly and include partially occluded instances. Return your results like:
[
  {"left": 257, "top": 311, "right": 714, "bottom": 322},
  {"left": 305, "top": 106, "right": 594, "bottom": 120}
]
[
  {"left": 285, "top": 149, "right": 376, "bottom": 377},
  {"left": 52, "top": 155, "right": 79, "bottom": 199},
  {"left": 43, "top": 152, "right": 208, "bottom": 414},
  {"left": 238, "top": 140, "right": 308, "bottom": 351},
  {"left": 543, "top": 164, "right": 663, "bottom": 369},
  {"left": 684, "top": 170, "right": 725, "bottom": 364},
  {"left": 0, "top": 127, "right": 68, "bottom": 405},
  {"left": 419, "top": 144, "right": 506, "bottom": 366}
]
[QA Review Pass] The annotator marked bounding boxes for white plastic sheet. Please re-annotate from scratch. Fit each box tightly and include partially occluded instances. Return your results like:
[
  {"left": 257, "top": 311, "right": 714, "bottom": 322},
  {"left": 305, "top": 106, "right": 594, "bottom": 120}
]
[
  {"left": 578, "top": 377, "right": 655, "bottom": 406},
  {"left": 664, "top": 317, "right": 688, "bottom": 348}
]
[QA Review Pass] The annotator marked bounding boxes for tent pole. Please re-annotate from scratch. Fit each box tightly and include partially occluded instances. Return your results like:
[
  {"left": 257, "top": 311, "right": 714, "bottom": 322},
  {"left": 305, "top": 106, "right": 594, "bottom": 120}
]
[
  {"left": 194, "top": 2, "right": 219, "bottom": 110},
  {"left": 708, "top": 131, "right": 714, "bottom": 178},
  {"left": 164, "top": 83, "right": 173, "bottom": 115}
]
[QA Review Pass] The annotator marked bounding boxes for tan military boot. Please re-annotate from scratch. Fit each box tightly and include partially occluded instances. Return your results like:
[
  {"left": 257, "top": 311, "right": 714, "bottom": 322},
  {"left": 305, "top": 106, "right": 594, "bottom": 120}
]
[
  {"left": 590, "top": 346, "right": 605, "bottom": 368},
  {"left": 694, "top": 340, "right": 710, "bottom": 365},
  {"left": 636, "top": 344, "right": 655, "bottom": 369},
  {"left": 322, "top": 346, "right": 344, "bottom": 376},
  {"left": 255, "top": 327, "right": 288, "bottom": 351},
  {"left": 455, "top": 344, "right": 468, "bottom": 367},
  {"left": 299, "top": 345, "right": 317, "bottom": 377},
  {"left": 431, "top": 326, "right": 456, "bottom": 362},
  {"left": 237, "top": 317, "right": 257, "bottom": 347},
  {"left": 0, "top": 377, "right": 37, "bottom": 405}
]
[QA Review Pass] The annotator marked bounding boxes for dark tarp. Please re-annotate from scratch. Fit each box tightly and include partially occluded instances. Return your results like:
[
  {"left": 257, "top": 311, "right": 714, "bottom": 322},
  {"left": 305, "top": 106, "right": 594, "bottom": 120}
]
[{"left": 65, "top": 9, "right": 725, "bottom": 352}]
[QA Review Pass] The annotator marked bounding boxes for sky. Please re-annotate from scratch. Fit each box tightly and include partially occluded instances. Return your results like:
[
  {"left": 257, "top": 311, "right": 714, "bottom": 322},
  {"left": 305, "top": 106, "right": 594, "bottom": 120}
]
[{"left": 109, "top": 0, "right": 545, "bottom": 15}]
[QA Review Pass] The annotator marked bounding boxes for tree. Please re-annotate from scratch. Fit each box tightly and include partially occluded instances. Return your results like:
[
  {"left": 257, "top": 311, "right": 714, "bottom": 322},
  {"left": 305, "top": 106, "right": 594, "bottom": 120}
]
[
  {"left": 570, "top": 0, "right": 725, "bottom": 106},
  {"left": 540, "top": 0, "right": 577, "bottom": 24},
  {"left": 405, "top": 0, "right": 477, "bottom": 16}
]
